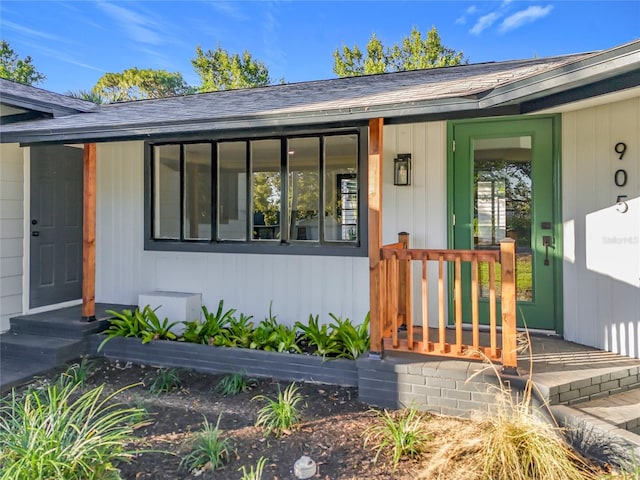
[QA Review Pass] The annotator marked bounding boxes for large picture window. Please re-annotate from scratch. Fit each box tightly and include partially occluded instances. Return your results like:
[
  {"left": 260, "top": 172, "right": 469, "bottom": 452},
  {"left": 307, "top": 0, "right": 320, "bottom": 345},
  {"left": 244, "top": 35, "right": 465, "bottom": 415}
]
[{"left": 147, "top": 131, "right": 365, "bottom": 256}]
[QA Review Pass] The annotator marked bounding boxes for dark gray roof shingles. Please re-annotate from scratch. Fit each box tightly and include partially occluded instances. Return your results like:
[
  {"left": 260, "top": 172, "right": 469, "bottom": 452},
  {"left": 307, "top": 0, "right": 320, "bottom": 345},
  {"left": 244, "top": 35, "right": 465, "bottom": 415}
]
[
  {"left": 0, "top": 52, "right": 598, "bottom": 139},
  {"left": 0, "top": 78, "right": 98, "bottom": 114}
]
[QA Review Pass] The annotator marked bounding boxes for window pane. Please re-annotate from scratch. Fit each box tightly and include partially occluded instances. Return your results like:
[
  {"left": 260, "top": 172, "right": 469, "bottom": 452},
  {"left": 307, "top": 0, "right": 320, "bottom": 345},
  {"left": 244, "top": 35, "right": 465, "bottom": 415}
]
[
  {"left": 288, "top": 137, "right": 319, "bottom": 241},
  {"left": 218, "top": 142, "right": 247, "bottom": 241},
  {"left": 324, "top": 135, "right": 358, "bottom": 242},
  {"left": 153, "top": 145, "right": 180, "bottom": 239},
  {"left": 251, "top": 139, "right": 281, "bottom": 241},
  {"left": 183, "top": 143, "right": 211, "bottom": 240},
  {"left": 473, "top": 136, "right": 533, "bottom": 301}
]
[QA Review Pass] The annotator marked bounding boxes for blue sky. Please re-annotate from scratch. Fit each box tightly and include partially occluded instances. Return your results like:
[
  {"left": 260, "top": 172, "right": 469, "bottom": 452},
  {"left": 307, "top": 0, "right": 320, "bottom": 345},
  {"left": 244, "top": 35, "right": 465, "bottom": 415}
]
[{"left": 1, "top": 1, "right": 638, "bottom": 94}]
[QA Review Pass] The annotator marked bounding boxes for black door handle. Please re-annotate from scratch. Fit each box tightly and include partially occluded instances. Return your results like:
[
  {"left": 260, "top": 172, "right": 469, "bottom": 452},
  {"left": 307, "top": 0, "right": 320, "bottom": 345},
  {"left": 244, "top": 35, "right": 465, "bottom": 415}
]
[
  {"left": 542, "top": 236, "right": 553, "bottom": 265},
  {"left": 32, "top": 231, "right": 39, "bottom": 237}
]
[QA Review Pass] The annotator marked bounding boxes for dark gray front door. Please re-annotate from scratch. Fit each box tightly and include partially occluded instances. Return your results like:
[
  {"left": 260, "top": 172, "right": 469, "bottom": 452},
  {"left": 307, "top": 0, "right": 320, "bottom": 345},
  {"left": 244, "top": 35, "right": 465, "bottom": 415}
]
[{"left": 30, "top": 145, "right": 83, "bottom": 308}]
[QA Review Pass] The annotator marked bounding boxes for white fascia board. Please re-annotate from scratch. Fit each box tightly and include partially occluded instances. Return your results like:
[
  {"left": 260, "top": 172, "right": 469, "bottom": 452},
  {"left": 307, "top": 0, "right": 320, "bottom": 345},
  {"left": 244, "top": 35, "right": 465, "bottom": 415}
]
[{"left": 479, "top": 49, "right": 640, "bottom": 108}]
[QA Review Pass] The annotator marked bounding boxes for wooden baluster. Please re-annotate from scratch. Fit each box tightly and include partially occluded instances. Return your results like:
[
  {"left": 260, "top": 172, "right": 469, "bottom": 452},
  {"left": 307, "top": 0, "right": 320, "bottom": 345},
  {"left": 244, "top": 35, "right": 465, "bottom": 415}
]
[
  {"left": 391, "top": 253, "right": 399, "bottom": 348},
  {"left": 455, "top": 256, "right": 462, "bottom": 354},
  {"left": 471, "top": 256, "right": 479, "bottom": 351},
  {"left": 489, "top": 259, "right": 497, "bottom": 359},
  {"left": 500, "top": 239, "right": 517, "bottom": 373},
  {"left": 421, "top": 258, "right": 428, "bottom": 352},
  {"left": 438, "top": 255, "right": 446, "bottom": 353}
]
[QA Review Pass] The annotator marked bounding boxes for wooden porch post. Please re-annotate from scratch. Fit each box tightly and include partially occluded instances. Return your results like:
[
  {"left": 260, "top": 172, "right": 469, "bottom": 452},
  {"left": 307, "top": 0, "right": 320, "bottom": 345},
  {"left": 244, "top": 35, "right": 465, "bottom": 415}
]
[
  {"left": 82, "top": 143, "right": 96, "bottom": 322},
  {"left": 368, "top": 118, "right": 384, "bottom": 357},
  {"left": 500, "top": 238, "right": 517, "bottom": 373}
]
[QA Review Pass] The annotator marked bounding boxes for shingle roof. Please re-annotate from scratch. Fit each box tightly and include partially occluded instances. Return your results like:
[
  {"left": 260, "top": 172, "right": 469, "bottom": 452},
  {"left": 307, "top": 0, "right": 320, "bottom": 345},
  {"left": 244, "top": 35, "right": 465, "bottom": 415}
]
[
  {"left": 1, "top": 39, "right": 639, "bottom": 144},
  {"left": 0, "top": 78, "right": 98, "bottom": 116}
]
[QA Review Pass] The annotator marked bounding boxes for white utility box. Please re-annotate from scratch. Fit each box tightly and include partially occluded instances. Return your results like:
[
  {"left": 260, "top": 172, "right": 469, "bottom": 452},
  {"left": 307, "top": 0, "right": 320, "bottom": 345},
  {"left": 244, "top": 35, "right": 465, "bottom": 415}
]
[{"left": 137, "top": 291, "right": 202, "bottom": 335}]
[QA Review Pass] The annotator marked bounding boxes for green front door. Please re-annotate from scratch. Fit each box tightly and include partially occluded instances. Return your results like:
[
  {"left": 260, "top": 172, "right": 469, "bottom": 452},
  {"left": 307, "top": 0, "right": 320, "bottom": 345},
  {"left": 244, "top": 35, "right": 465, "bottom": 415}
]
[{"left": 449, "top": 116, "right": 561, "bottom": 331}]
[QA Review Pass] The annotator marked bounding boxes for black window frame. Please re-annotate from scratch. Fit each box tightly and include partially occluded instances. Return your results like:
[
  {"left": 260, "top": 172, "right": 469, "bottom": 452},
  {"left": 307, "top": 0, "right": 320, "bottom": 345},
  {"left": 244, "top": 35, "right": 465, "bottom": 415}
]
[{"left": 144, "top": 127, "right": 368, "bottom": 257}]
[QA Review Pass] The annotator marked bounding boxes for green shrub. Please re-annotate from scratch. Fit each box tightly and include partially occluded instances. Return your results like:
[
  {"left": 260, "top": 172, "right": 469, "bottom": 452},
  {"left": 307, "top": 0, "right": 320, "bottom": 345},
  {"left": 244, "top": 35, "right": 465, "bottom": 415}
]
[
  {"left": 57, "top": 356, "right": 97, "bottom": 388},
  {"left": 239, "top": 456, "right": 268, "bottom": 480},
  {"left": 363, "top": 407, "right": 431, "bottom": 468},
  {"left": 182, "top": 301, "right": 235, "bottom": 345},
  {"left": 253, "top": 382, "right": 303, "bottom": 437},
  {"left": 295, "top": 314, "right": 342, "bottom": 358},
  {"left": 148, "top": 368, "right": 181, "bottom": 394},
  {"left": 98, "top": 305, "right": 179, "bottom": 350},
  {"left": 180, "top": 414, "right": 233, "bottom": 473},
  {"left": 0, "top": 382, "right": 148, "bottom": 480},
  {"left": 215, "top": 372, "right": 255, "bottom": 396},
  {"left": 329, "top": 312, "right": 370, "bottom": 360}
]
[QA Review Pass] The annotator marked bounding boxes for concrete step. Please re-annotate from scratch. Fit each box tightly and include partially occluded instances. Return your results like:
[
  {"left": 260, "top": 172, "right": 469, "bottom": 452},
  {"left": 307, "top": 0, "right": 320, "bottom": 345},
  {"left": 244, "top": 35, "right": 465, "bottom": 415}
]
[
  {"left": 9, "top": 314, "right": 110, "bottom": 339},
  {"left": 532, "top": 364, "right": 640, "bottom": 406},
  {"left": 0, "top": 356, "right": 58, "bottom": 393},
  {"left": 574, "top": 387, "right": 640, "bottom": 433},
  {"left": 0, "top": 333, "right": 85, "bottom": 364}
]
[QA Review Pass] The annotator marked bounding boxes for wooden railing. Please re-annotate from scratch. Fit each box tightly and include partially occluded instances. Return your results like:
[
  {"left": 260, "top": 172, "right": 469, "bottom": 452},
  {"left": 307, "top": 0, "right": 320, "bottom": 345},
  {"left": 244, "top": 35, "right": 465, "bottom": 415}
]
[{"left": 377, "top": 234, "right": 517, "bottom": 371}]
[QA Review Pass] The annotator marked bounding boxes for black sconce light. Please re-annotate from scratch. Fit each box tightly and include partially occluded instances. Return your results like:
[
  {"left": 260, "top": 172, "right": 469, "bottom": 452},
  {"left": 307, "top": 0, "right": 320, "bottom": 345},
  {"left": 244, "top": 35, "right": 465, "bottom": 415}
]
[{"left": 394, "top": 153, "right": 411, "bottom": 186}]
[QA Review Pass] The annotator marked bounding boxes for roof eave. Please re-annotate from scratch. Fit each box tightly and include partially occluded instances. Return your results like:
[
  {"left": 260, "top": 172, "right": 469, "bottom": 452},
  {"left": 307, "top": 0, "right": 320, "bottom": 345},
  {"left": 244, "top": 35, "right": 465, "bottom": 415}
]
[
  {"left": 479, "top": 41, "right": 640, "bottom": 109},
  {"left": 1, "top": 96, "right": 488, "bottom": 145}
]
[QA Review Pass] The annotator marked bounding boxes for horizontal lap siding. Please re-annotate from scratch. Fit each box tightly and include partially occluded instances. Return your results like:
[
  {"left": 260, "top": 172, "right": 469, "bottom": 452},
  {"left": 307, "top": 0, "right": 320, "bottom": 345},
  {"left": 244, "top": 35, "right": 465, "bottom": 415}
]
[
  {"left": 95, "top": 142, "right": 369, "bottom": 327},
  {"left": 0, "top": 144, "right": 24, "bottom": 331},
  {"left": 562, "top": 96, "right": 640, "bottom": 358}
]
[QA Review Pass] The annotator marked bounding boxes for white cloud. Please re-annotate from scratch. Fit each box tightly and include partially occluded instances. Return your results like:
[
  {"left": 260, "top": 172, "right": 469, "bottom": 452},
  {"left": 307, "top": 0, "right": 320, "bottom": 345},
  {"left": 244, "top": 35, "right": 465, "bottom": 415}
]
[
  {"left": 470, "top": 12, "right": 501, "bottom": 35},
  {"left": 96, "top": 2, "right": 162, "bottom": 45},
  {"left": 456, "top": 5, "right": 478, "bottom": 25},
  {"left": 2, "top": 20, "right": 64, "bottom": 42},
  {"left": 209, "top": 1, "right": 249, "bottom": 21},
  {"left": 499, "top": 5, "right": 554, "bottom": 33}
]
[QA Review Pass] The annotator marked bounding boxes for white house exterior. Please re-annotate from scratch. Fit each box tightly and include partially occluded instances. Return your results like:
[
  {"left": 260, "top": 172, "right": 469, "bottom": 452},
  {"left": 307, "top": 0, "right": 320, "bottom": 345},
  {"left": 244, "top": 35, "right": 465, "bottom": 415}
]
[{"left": 1, "top": 40, "right": 638, "bottom": 358}]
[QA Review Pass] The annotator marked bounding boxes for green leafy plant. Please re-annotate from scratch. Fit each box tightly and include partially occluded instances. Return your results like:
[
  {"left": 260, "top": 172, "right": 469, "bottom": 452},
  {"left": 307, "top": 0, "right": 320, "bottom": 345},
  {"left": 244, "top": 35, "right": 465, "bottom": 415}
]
[
  {"left": 239, "top": 456, "right": 268, "bottom": 480},
  {"left": 363, "top": 407, "right": 431, "bottom": 468},
  {"left": 182, "top": 300, "right": 235, "bottom": 345},
  {"left": 140, "top": 306, "right": 180, "bottom": 343},
  {"left": 0, "top": 382, "right": 148, "bottom": 480},
  {"left": 180, "top": 414, "right": 233, "bottom": 473},
  {"left": 215, "top": 372, "right": 255, "bottom": 396},
  {"left": 329, "top": 312, "right": 370, "bottom": 360},
  {"left": 253, "top": 382, "right": 303, "bottom": 437},
  {"left": 272, "top": 323, "right": 302, "bottom": 353},
  {"left": 98, "top": 305, "right": 179, "bottom": 350},
  {"left": 148, "top": 368, "right": 181, "bottom": 394},
  {"left": 221, "top": 313, "right": 255, "bottom": 348},
  {"left": 57, "top": 356, "right": 96, "bottom": 388},
  {"left": 295, "top": 314, "right": 342, "bottom": 358}
]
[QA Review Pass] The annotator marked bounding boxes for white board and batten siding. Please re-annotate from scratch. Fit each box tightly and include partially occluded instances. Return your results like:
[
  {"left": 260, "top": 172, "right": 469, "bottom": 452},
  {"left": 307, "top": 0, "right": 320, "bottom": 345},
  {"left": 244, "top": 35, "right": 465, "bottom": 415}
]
[
  {"left": 0, "top": 144, "right": 24, "bottom": 331},
  {"left": 562, "top": 96, "right": 640, "bottom": 358},
  {"left": 382, "top": 122, "right": 449, "bottom": 327},
  {"left": 95, "top": 142, "right": 369, "bottom": 327}
]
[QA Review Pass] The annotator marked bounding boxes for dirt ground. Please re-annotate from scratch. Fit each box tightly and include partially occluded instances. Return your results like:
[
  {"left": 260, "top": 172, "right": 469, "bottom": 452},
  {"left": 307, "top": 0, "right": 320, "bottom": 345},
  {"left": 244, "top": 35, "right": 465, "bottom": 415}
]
[{"left": 18, "top": 358, "right": 613, "bottom": 480}]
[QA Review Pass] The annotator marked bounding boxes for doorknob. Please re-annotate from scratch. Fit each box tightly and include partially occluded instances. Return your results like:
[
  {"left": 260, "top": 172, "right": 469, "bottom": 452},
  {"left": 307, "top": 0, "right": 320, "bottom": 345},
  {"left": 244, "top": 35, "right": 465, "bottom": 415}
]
[
  {"left": 32, "top": 231, "right": 40, "bottom": 237},
  {"left": 542, "top": 235, "right": 554, "bottom": 265}
]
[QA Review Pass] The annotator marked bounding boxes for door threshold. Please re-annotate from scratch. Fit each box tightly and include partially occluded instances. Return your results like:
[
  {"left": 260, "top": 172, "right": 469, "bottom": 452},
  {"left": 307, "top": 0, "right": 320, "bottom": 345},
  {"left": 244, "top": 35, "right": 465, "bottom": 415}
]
[{"left": 28, "top": 299, "right": 82, "bottom": 315}]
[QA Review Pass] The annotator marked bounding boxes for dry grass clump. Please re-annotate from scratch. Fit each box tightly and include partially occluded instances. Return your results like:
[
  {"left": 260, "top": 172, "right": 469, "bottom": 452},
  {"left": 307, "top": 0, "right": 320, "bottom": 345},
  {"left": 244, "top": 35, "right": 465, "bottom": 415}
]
[
  {"left": 417, "top": 335, "right": 598, "bottom": 480},
  {"left": 417, "top": 388, "right": 597, "bottom": 480}
]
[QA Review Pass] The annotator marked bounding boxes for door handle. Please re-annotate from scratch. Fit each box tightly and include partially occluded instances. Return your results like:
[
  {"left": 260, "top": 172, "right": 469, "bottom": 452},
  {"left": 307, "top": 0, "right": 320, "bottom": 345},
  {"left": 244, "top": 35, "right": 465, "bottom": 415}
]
[
  {"left": 542, "top": 235, "right": 554, "bottom": 265},
  {"left": 32, "top": 231, "right": 40, "bottom": 237}
]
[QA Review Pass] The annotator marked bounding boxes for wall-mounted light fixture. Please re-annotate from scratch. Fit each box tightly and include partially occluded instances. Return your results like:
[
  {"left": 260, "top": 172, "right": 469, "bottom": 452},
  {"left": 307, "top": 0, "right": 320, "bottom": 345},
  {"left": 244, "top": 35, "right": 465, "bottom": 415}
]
[{"left": 394, "top": 153, "right": 411, "bottom": 186}]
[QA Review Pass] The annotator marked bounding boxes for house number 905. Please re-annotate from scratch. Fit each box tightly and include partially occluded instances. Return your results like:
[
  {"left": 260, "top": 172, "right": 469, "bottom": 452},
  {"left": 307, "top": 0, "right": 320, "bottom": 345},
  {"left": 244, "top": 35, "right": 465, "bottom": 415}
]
[{"left": 614, "top": 142, "right": 629, "bottom": 211}]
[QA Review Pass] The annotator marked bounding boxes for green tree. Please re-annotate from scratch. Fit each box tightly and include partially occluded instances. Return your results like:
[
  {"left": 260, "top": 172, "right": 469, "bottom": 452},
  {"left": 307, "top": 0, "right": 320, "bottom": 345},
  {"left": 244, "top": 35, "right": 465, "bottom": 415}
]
[
  {"left": 192, "top": 46, "right": 271, "bottom": 92},
  {"left": 0, "top": 40, "right": 46, "bottom": 85},
  {"left": 66, "top": 89, "right": 106, "bottom": 104},
  {"left": 93, "top": 67, "right": 193, "bottom": 102},
  {"left": 333, "top": 26, "right": 465, "bottom": 77}
]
